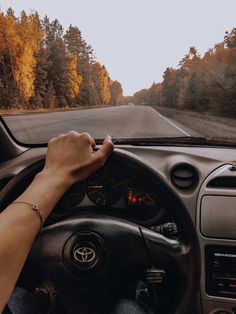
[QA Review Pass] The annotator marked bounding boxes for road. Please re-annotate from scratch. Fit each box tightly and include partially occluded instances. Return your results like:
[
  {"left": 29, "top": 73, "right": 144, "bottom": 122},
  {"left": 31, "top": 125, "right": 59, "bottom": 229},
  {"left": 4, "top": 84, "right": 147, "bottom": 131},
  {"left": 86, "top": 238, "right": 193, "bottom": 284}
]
[
  {"left": 3, "top": 105, "right": 236, "bottom": 144},
  {"left": 154, "top": 106, "right": 236, "bottom": 140}
]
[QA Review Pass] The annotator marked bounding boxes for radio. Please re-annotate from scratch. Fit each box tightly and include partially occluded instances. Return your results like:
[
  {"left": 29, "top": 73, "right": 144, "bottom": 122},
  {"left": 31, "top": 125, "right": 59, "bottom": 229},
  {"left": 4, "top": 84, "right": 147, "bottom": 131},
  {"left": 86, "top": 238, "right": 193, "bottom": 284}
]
[{"left": 206, "top": 246, "right": 236, "bottom": 299}]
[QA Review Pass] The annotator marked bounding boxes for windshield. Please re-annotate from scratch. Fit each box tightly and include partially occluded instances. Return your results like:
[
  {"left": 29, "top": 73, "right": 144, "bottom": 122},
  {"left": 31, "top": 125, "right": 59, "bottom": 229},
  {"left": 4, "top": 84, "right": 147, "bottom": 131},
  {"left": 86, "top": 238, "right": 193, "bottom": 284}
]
[{"left": 1, "top": 1, "right": 236, "bottom": 145}]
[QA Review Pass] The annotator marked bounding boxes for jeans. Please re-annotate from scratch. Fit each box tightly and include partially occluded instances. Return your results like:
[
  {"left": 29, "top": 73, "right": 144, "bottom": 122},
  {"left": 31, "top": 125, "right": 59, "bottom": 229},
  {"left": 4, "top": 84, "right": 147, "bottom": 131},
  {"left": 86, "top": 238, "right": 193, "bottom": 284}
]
[
  {"left": 6, "top": 287, "right": 152, "bottom": 314},
  {"left": 111, "top": 299, "right": 154, "bottom": 314},
  {"left": 7, "top": 287, "right": 41, "bottom": 314}
]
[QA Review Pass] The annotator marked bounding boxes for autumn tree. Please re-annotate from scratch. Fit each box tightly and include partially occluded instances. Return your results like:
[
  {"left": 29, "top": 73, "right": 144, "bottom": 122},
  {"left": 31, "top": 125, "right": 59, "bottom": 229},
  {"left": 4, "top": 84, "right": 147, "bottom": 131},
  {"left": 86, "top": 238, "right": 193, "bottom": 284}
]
[
  {"left": 109, "top": 80, "right": 123, "bottom": 106},
  {"left": 14, "top": 11, "right": 43, "bottom": 103},
  {"left": 92, "top": 62, "right": 111, "bottom": 104},
  {"left": 66, "top": 53, "right": 82, "bottom": 103},
  {"left": 132, "top": 88, "right": 149, "bottom": 105},
  {"left": 161, "top": 68, "right": 180, "bottom": 107},
  {"left": 0, "top": 9, "right": 122, "bottom": 110},
  {"left": 64, "top": 25, "right": 94, "bottom": 105},
  {"left": 0, "top": 11, "right": 16, "bottom": 108},
  {"left": 130, "top": 36, "right": 236, "bottom": 118},
  {"left": 0, "top": 10, "right": 43, "bottom": 107}
]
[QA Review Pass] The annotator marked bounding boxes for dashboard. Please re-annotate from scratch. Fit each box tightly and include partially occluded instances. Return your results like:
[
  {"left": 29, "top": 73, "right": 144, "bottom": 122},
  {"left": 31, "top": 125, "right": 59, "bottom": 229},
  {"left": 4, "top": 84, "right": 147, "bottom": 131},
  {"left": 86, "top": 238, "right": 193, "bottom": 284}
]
[
  {"left": 2, "top": 143, "right": 236, "bottom": 314},
  {"left": 48, "top": 161, "right": 167, "bottom": 225}
]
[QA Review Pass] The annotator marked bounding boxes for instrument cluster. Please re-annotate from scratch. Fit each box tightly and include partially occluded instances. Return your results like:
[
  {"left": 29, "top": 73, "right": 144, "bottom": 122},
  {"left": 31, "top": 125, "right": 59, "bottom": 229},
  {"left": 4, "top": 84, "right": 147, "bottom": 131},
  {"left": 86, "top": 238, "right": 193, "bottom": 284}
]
[{"left": 49, "top": 163, "right": 166, "bottom": 223}]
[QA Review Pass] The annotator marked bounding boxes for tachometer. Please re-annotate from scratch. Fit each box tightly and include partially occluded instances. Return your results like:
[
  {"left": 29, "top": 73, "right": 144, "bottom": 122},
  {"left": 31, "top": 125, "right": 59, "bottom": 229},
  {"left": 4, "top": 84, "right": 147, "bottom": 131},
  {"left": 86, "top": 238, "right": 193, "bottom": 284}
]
[
  {"left": 87, "top": 165, "right": 125, "bottom": 206},
  {"left": 56, "top": 182, "right": 85, "bottom": 213}
]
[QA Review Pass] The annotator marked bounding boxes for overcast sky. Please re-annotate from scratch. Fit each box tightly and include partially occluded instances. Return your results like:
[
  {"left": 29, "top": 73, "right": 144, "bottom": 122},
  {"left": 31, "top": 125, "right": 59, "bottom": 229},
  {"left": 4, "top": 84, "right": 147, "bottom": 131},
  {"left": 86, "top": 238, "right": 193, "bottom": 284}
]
[{"left": 1, "top": 0, "right": 236, "bottom": 95}]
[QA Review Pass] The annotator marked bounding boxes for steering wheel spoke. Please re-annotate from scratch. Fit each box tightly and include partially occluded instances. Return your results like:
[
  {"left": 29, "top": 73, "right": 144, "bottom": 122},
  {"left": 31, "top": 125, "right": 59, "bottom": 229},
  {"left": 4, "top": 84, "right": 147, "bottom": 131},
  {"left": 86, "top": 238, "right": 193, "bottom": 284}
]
[{"left": 141, "top": 227, "right": 190, "bottom": 277}]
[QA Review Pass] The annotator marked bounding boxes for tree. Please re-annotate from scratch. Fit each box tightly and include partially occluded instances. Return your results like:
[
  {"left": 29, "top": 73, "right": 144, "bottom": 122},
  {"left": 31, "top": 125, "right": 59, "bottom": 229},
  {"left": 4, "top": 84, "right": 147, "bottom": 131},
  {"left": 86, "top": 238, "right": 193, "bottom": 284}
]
[
  {"left": 0, "top": 9, "right": 121, "bottom": 110},
  {"left": 92, "top": 63, "right": 111, "bottom": 104},
  {"left": 161, "top": 68, "right": 179, "bottom": 107},
  {"left": 109, "top": 80, "right": 123, "bottom": 106},
  {"left": 0, "top": 10, "right": 43, "bottom": 107},
  {"left": 129, "top": 34, "right": 236, "bottom": 118},
  {"left": 64, "top": 25, "right": 94, "bottom": 105},
  {"left": 67, "top": 53, "right": 82, "bottom": 103},
  {"left": 132, "top": 88, "right": 149, "bottom": 105},
  {"left": 14, "top": 11, "right": 43, "bottom": 103},
  {"left": 34, "top": 45, "right": 52, "bottom": 108},
  {"left": 6, "top": 7, "right": 15, "bottom": 18},
  {"left": 85, "top": 63, "right": 111, "bottom": 105},
  {"left": 42, "top": 17, "right": 69, "bottom": 106}
]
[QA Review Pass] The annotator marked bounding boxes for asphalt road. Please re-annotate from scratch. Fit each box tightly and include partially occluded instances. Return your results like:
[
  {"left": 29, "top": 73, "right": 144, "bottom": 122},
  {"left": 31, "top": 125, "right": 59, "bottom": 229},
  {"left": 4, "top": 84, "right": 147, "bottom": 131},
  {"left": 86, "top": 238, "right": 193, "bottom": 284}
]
[
  {"left": 3, "top": 105, "right": 236, "bottom": 144},
  {"left": 3, "top": 105, "right": 191, "bottom": 144},
  {"left": 154, "top": 106, "right": 236, "bottom": 140}
]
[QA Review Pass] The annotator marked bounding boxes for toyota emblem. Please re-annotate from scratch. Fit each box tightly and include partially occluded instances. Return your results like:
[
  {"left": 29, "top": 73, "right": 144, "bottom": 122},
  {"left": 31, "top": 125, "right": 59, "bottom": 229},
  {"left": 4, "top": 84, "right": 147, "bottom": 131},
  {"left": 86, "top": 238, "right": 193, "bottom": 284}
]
[{"left": 73, "top": 246, "right": 96, "bottom": 263}]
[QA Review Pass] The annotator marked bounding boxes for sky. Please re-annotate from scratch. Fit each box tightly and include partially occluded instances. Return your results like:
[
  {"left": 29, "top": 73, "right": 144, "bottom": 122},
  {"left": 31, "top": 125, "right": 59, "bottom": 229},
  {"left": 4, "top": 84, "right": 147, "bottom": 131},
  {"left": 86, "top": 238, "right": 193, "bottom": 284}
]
[{"left": 1, "top": 0, "right": 236, "bottom": 96}]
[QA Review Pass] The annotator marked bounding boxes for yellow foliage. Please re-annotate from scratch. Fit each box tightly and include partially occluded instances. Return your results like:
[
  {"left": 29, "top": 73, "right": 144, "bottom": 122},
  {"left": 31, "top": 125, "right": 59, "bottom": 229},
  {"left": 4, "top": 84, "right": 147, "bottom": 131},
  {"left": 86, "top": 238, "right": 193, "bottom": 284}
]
[
  {"left": 0, "top": 11, "right": 43, "bottom": 101},
  {"left": 93, "top": 62, "right": 111, "bottom": 104},
  {"left": 67, "top": 53, "right": 82, "bottom": 98}
]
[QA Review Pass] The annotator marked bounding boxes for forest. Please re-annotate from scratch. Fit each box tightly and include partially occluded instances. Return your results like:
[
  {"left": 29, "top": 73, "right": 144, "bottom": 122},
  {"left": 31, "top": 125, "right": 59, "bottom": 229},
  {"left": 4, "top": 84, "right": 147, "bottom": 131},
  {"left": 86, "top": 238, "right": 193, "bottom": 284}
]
[
  {"left": 0, "top": 8, "right": 123, "bottom": 110},
  {"left": 129, "top": 28, "right": 236, "bottom": 117},
  {"left": 1, "top": 8, "right": 236, "bottom": 116}
]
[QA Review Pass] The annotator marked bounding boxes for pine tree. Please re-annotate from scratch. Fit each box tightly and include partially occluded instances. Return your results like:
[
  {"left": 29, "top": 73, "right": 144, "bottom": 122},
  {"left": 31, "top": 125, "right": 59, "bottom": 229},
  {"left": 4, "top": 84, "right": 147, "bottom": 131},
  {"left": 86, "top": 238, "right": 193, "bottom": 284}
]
[{"left": 42, "top": 17, "right": 69, "bottom": 107}]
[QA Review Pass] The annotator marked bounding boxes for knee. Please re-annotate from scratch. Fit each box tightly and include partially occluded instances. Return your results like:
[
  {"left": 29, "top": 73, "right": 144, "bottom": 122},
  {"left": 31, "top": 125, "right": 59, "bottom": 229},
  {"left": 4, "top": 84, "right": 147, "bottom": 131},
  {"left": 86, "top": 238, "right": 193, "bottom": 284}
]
[{"left": 111, "top": 299, "right": 148, "bottom": 314}]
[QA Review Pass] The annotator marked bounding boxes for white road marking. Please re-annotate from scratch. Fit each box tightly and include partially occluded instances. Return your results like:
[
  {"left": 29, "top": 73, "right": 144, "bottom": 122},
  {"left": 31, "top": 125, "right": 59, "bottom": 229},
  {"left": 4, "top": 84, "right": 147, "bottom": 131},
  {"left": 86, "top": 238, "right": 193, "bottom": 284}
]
[{"left": 155, "top": 111, "right": 191, "bottom": 136}]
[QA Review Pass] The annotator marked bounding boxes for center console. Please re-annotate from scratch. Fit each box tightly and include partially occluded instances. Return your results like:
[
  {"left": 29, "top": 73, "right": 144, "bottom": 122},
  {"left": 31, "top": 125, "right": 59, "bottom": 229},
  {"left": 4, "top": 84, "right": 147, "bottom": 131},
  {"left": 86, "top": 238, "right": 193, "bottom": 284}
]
[
  {"left": 206, "top": 246, "right": 236, "bottom": 299},
  {"left": 197, "top": 164, "right": 236, "bottom": 314}
]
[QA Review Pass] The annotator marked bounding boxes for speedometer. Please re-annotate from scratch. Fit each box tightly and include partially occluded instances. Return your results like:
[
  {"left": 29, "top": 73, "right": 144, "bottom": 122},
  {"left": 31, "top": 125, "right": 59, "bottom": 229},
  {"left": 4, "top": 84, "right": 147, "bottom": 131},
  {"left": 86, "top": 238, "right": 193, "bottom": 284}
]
[
  {"left": 56, "top": 182, "right": 85, "bottom": 213},
  {"left": 87, "top": 165, "right": 125, "bottom": 206}
]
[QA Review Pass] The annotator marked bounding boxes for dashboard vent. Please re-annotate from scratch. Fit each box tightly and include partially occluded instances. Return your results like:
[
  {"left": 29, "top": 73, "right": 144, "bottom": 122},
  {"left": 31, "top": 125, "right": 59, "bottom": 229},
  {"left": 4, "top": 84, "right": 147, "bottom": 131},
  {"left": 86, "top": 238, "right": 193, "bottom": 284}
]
[
  {"left": 171, "top": 163, "right": 198, "bottom": 189},
  {"left": 207, "top": 176, "right": 236, "bottom": 188}
]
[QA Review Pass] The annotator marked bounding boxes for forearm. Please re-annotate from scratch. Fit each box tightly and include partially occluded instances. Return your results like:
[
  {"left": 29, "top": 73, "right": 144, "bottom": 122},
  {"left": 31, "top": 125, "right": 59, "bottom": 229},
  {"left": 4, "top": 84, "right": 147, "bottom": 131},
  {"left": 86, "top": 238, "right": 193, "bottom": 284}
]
[
  {"left": 0, "top": 170, "right": 69, "bottom": 311},
  {"left": 0, "top": 132, "right": 113, "bottom": 311}
]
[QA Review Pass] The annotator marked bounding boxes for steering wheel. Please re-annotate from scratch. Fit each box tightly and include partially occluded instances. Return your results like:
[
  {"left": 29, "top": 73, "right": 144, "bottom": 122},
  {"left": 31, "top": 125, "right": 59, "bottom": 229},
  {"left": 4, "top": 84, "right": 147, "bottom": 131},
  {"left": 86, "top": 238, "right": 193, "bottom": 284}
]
[{"left": 0, "top": 149, "right": 200, "bottom": 314}]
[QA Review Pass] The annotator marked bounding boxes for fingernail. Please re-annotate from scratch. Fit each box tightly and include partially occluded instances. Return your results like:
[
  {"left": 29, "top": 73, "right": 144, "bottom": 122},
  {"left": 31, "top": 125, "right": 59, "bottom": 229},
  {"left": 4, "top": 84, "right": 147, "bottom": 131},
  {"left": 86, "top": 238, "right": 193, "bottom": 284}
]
[{"left": 106, "top": 134, "right": 112, "bottom": 141}]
